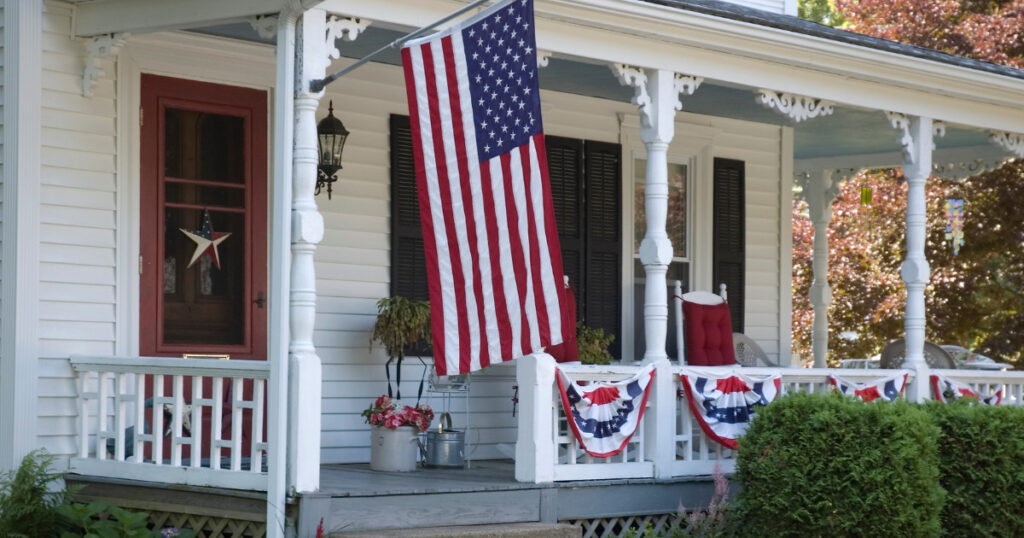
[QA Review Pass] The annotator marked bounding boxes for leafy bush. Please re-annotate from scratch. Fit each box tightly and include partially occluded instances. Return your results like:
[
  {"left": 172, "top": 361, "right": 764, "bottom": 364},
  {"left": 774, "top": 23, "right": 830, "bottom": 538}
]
[
  {"left": 927, "top": 401, "right": 1024, "bottom": 537},
  {"left": 733, "top": 392, "right": 944, "bottom": 537},
  {"left": 0, "top": 449, "right": 75, "bottom": 537},
  {"left": 577, "top": 322, "right": 614, "bottom": 365}
]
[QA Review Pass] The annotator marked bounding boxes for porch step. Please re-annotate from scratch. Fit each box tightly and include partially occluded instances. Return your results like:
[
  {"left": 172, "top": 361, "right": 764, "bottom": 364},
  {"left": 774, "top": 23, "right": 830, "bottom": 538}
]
[{"left": 332, "top": 522, "right": 580, "bottom": 538}]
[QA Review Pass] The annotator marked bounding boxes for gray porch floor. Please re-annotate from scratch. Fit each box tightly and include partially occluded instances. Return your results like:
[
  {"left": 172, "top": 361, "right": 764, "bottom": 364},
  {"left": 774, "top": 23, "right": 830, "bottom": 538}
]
[{"left": 301, "top": 460, "right": 723, "bottom": 535}]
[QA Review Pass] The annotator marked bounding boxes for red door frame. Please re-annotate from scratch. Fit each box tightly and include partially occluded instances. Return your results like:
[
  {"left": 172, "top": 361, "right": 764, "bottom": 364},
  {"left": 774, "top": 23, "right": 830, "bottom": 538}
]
[{"left": 140, "top": 74, "right": 269, "bottom": 360}]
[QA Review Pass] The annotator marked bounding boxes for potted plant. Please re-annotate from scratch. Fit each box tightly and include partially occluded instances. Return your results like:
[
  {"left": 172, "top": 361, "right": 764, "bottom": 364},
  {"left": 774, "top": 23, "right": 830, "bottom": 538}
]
[
  {"left": 577, "top": 322, "right": 615, "bottom": 365},
  {"left": 362, "top": 396, "right": 434, "bottom": 471},
  {"left": 370, "top": 296, "right": 431, "bottom": 400}
]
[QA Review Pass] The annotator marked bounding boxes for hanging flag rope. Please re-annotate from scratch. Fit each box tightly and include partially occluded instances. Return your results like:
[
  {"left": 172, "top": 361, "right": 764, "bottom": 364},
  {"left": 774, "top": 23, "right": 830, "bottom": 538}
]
[
  {"left": 555, "top": 365, "right": 655, "bottom": 458},
  {"left": 931, "top": 374, "right": 1001, "bottom": 405},
  {"left": 828, "top": 372, "right": 908, "bottom": 402},
  {"left": 401, "top": 0, "right": 567, "bottom": 376},
  {"left": 679, "top": 369, "right": 781, "bottom": 450}
]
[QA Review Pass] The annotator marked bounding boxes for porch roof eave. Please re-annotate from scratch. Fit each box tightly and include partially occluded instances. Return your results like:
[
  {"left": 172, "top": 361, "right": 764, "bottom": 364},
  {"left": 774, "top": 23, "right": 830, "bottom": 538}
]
[{"left": 320, "top": 0, "right": 1024, "bottom": 135}]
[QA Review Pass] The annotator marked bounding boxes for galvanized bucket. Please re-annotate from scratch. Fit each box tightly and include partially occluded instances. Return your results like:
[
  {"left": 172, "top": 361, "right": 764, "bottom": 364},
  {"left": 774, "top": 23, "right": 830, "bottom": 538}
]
[{"left": 422, "top": 412, "right": 465, "bottom": 468}]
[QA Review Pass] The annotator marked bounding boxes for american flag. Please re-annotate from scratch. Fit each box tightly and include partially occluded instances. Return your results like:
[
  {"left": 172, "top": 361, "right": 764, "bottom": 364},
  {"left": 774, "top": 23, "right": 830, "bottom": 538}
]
[{"left": 401, "top": 0, "right": 566, "bottom": 376}]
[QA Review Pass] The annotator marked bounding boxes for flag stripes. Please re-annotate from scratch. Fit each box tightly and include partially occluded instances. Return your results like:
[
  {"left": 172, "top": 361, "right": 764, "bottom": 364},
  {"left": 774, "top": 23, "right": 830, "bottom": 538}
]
[{"left": 402, "top": 0, "right": 564, "bottom": 375}]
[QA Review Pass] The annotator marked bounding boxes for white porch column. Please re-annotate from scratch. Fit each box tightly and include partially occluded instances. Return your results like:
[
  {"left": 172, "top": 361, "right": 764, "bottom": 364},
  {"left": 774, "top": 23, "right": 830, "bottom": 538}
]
[
  {"left": 288, "top": 8, "right": 329, "bottom": 493},
  {"left": 0, "top": 0, "right": 42, "bottom": 472},
  {"left": 888, "top": 113, "right": 941, "bottom": 400},
  {"left": 802, "top": 170, "right": 839, "bottom": 368},
  {"left": 614, "top": 66, "right": 701, "bottom": 362}
]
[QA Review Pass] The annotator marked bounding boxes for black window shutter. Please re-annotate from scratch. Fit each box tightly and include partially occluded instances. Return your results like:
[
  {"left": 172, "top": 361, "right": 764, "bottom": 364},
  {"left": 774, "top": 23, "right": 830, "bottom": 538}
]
[
  {"left": 583, "top": 140, "right": 622, "bottom": 358},
  {"left": 389, "top": 114, "right": 429, "bottom": 303},
  {"left": 713, "top": 157, "right": 745, "bottom": 334},
  {"left": 544, "top": 135, "right": 585, "bottom": 322}
]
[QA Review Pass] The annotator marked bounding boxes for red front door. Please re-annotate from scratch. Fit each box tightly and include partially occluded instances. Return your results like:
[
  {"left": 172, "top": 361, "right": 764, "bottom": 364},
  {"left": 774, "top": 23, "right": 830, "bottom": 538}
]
[{"left": 140, "top": 74, "right": 268, "bottom": 360}]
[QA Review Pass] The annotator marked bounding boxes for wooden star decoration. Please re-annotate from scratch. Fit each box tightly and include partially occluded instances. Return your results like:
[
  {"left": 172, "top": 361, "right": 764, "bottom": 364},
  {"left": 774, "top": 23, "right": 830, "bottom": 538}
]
[{"left": 180, "top": 209, "right": 231, "bottom": 269}]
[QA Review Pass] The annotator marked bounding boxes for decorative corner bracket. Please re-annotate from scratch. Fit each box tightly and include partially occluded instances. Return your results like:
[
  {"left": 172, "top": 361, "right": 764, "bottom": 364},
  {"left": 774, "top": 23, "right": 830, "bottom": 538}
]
[
  {"left": 885, "top": 111, "right": 914, "bottom": 163},
  {"left": 756, "top": 89, "right": 834, "bottom": 122},
  {"left": 672, "top": 73, "right": 703, "bottom": 110},
  {"left": 248, "top": 15, "right": 278, "bottom": 40},
  {"left": 611, "top": 64, "right": 651, "bottom": 123},
  {"left": 989, "top": 131, "right": 1024, "bottom": 158},
  {"left": 82, "top": 33, "right": 127, "bottom": 97},
  {"left": 326, "top": 16, "right": 370, "bottom": 61},
  {"left": 537, "top": 50, "right": 552, "bottom": 69}
]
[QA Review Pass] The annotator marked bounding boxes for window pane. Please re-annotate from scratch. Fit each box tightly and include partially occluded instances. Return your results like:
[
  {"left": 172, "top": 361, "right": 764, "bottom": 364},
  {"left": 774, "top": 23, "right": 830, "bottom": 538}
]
[
  {"left": 634, "top": 159, "right": 687, "bottom": 256},
  {"left": 165, "top": 108, "right": 245, "bottom": 183},
  {"left": 163, "top": 207, "right": 246, "bottom": 345},
  {"left": 165, "top": 182, "right": 246, "bottom": 209}
]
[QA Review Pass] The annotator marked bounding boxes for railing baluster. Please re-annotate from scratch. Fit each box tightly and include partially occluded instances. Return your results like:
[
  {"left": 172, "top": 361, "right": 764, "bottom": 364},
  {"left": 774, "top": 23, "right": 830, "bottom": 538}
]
[
  {"left": 172, "top": 375, "right": 184, "bottom": 467},
  {"left": 192, "top": 375, "right": 203, "bottom": 468},
  {"left": 78, "top": 371, "right": 90, "bottom": 458},
  {"left": 231, "top": 377, "right": 243, "bottom": 471},
  {"left": 135, "top": 373, "right": 145, "bottom": 463},
  {"left": 97, "top": 371, "right": 109, "bottom": 460},
  {"left": 252, "top": 378, "right": 265, "bottom": 472},
  {"left": 153, "top": 374, "right": 164, "bottom": 466},
  {"left": 212, "top": 376, "right": 224, "bottom": 471},
  {"left": 115, "top": 373, "right": 127, "bottom": 461}
]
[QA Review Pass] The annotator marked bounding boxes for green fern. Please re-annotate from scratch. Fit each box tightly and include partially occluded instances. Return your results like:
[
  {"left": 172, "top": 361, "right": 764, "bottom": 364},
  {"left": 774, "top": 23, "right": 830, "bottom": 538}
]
[{"left": 0, "top": 449, "right": 74, "bottom": 537}]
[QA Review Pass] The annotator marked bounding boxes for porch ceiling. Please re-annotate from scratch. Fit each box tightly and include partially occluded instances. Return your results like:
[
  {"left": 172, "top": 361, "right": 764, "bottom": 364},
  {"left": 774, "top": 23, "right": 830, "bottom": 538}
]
[{"left": 194, "top": 23, "right": 1010, "bottom": 175}]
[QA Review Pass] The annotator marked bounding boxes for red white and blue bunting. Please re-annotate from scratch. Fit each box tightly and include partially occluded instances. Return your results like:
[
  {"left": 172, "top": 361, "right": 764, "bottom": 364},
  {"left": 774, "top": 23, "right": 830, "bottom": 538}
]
[
  {"left": 555, "top": 365, "right": 655, "bottom": 458},
  {"left": 931, "top": 374, "right": 1002, "bottom": 405},
  {"left": 828, "top": 372, "right": 908, "bottom": 402},
  {"left": 679, "top": 369, "right": 782, "bottom": 450}
]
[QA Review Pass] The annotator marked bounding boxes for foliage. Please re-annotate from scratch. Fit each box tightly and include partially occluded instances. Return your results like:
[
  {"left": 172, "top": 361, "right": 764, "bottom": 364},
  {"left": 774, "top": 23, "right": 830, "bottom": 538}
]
[
  {"left": 926, "top": 400, "right": 1024, "bottom": 537},
  {"left": 0, "top": 450, "right": 192, "bottom": 538},
  {"left": 370, "top": 296, "right": 432, "bottom": 361},
  {"left": 361, "top": 395, "right": 435, "bottom": 431},
  {"left": 577, "top": 322, "right": 615, "bottom": 365},
  {"left": 732, "top": 392, "right": 944, "bottom": 536},
  {"left": 836, "top": 0, "right": 1024, "bottom": 69},
  {"left": 0, "top": 450, "right": 75, "bottom": 537},
  {"left": 798, "top": 0, "right": 846, "bottom": 27},
  {"left": 792, "top": 164, "right": 1024, "bottom": 366},
  {"left": 58, "top": 501, "right": 195, "bottom": 538}
]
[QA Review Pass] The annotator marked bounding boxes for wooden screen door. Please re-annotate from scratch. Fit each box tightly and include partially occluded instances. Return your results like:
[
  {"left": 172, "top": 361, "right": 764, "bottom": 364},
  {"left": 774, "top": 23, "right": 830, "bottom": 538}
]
[{"left": 140, "top": 74, "right": 268, "bottom": 360}]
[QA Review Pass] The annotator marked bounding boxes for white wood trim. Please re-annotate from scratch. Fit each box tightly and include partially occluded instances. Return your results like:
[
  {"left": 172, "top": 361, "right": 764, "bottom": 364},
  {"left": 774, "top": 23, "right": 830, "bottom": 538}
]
[
  {"left": 70, "top": 355, "right": 270, "bottom": 377},
  {"left": 327, "top": 0, "right": 1024, "bottom": 134},
  {"left": 74, "top": 0, "right": 289, "bottom": 36},
  {"left": 1, "top": 0, "right": 43, "bottom": 471},
  {"left": 552, "top": 462, "right": 654, "bottom": 481},
  {"left": 778, "top": 126, "right": 794, "bottom": 366},
  {"left": 70, "top": 457, "right": 269, "bottom": 491},
  {"left": 115, "top": 48, "right": 140, "bottom": 357}
]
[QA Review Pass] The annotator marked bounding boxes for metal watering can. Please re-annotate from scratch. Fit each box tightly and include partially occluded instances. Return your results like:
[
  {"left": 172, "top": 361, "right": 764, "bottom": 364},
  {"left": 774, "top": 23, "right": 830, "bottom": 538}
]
[{"left": 420, "top": 412, "right": 465, "bottom": 468}]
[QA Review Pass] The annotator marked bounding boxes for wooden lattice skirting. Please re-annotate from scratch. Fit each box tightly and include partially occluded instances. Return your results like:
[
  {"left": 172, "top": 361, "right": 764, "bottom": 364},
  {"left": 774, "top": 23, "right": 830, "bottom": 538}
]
[
  {"left": 148, "top": 509, "right": 267, "bottom": 538},
  {"left": 563, "top": 513, "right": 679, "bottom": 538}
]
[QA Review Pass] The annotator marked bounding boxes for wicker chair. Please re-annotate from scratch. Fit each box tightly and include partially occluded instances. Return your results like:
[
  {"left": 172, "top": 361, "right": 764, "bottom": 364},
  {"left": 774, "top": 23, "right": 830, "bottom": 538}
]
[
  {"left": 879, "top": 338, "right": 956, "bottom": 369},
  {"left": 733, "top": 333, "right": 776, "bottom": 367}
]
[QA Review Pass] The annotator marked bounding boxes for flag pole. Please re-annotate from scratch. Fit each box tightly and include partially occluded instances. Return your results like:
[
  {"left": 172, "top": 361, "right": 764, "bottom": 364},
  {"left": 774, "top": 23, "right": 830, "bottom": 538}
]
[{"left": 310, "top": 0, "right": 493, "bottom": 92}]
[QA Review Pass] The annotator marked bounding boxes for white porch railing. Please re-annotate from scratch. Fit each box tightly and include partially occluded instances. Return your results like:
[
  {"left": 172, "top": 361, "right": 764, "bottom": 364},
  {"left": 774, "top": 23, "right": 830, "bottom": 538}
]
[
  {"left": 70, "top": 356, "right": 269, "bottom": 491},
  {"left": 516, "top": 356, "right": 1024, "bottom": 483}
]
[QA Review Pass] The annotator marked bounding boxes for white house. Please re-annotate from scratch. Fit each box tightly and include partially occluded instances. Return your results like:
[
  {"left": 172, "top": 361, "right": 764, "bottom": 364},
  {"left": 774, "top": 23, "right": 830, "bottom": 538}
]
[{"left": 1, "top": 0, "right": 1023, "bottom": 536}]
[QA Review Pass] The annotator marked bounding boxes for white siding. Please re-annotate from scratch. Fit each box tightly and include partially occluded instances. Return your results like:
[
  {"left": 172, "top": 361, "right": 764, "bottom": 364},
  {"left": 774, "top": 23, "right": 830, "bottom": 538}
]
[
  {"left": 719, "top": 0, "right": 792, "bottom": 15},
  {"left": 0, "top": 4, "right": 5, "bottom": 399},
  {"left": 37, "top": 1, "right": 117, "bottom": 457},
  {"left": 317, "top": 59, "right": 786, "bottom": 463}
]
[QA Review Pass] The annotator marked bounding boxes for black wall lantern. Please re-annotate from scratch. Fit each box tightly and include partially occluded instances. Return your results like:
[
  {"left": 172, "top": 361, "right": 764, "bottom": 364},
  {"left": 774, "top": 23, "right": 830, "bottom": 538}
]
[{"left": 316, "top": 100, "right": 349, "bottom": 199}]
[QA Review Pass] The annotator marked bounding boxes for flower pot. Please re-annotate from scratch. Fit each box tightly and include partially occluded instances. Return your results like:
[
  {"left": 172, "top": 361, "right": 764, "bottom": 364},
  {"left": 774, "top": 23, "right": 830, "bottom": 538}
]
[{"left": 369, "top": 425, "right": 419, "bottom": 472}]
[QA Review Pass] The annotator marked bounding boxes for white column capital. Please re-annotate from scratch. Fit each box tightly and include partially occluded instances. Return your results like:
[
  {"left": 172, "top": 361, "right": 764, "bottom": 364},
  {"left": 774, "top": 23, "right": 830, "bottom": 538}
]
[{"left": 611, "top": 65, "right": 702, "bottom": 144}]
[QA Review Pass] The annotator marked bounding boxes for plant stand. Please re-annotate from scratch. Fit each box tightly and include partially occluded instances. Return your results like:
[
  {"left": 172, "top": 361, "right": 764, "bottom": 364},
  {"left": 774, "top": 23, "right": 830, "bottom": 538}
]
[{"left": 369, "top": 425, "right": 419, "bottom": 472}]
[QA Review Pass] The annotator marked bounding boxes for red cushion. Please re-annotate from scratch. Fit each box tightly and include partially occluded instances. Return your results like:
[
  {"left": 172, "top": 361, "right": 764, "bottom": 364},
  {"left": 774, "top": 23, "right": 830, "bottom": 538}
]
[{"left": 683, "top": 301, "right": 736, "bottom": 366}]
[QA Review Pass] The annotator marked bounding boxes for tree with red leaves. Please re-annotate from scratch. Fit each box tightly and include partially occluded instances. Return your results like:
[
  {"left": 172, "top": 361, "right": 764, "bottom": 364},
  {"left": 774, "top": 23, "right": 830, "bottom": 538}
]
[{"left": 793, "top": 0, "right": 1024, "bottom": 365}]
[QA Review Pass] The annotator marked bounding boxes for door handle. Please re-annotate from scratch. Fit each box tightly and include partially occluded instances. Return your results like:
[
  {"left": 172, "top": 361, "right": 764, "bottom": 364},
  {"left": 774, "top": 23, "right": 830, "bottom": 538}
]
[{"left": 255, "top": 292, "right": 265, "bottom": 309}]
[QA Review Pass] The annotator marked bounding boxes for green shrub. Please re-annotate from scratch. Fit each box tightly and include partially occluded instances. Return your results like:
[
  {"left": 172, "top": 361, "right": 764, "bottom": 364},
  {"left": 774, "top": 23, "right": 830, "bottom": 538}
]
[
  {"left": 0, "top": 449, "right": 74, "bottom": 537},
  {"left": 927, "top": 401, "right": 1024, "bottom": 537},
  {"left": 577, "top": 322, "right": 614, "bottom": 365},
  {"left": 732, "top": 392, "right": 944, "bottom": 537}
]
